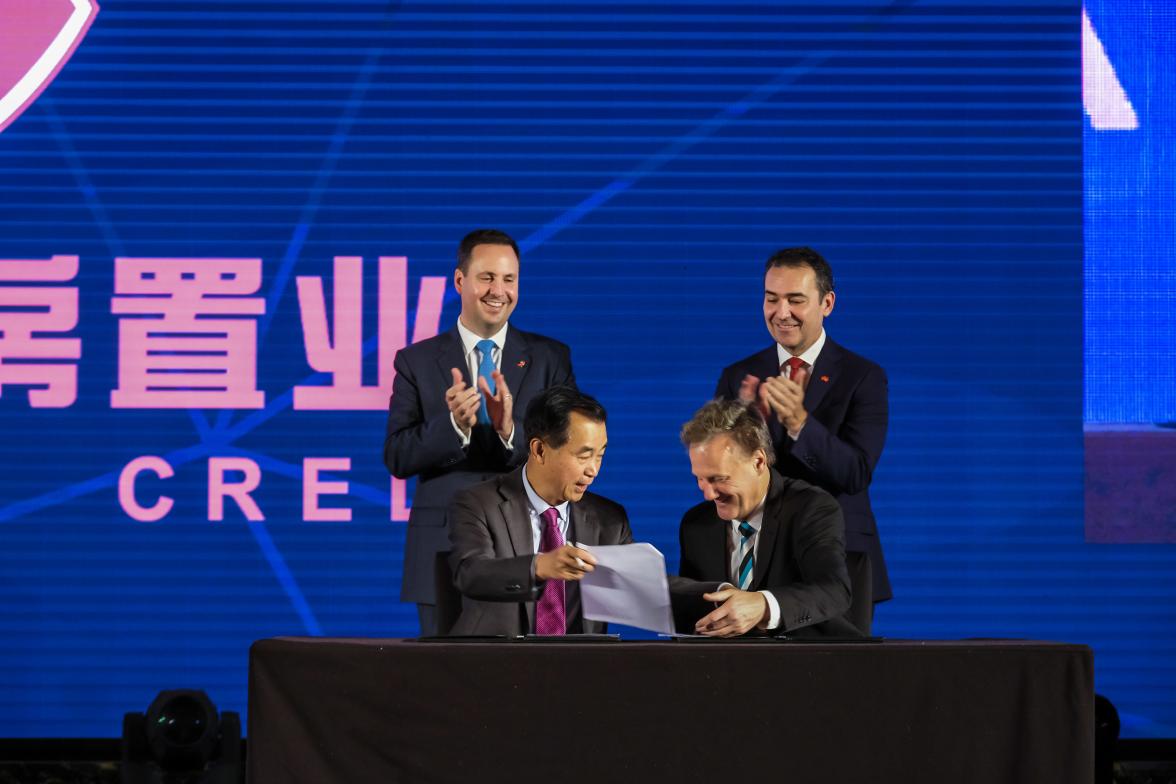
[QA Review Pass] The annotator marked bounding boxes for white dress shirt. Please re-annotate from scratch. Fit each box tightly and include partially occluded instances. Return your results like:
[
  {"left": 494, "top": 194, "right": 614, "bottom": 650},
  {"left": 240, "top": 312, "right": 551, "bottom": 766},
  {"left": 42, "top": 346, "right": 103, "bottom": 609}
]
[
  {"left": 522, "top": 466, "right": 572, "bottom": 584},
  {"left": 521, "top": 465, "right": 571, "bottom": 554},
  {"left": 776, "top": 328, "right": 827, "bottom": 441},
  {"left": 725, "top": 490, "right": 782, "bottom": 630}
]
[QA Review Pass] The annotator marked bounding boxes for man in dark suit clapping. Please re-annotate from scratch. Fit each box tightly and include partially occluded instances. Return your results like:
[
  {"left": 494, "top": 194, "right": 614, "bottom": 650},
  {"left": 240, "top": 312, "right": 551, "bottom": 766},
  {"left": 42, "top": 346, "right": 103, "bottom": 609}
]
[
  {"left": 714, "top": 247, "right": 889, "bottom": 633},
  {"left": 384, "top": 229, "right": 575, "bottom": 635}
]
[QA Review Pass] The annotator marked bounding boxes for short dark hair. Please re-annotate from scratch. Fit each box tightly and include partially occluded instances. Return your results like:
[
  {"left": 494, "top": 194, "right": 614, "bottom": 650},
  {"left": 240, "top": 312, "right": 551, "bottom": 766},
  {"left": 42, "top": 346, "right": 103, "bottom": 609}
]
[
  {"left": 764, "top": 246, "right": 834, "bottom": 299},
  {"left": 680, "top": 399, "right": 776, "bottom": 466},
  {"left": 457, "top": 229, "right": 520, "bottom": 273},
  {"left": 524, "top": 386, "right": 606, "bottom": 449}
]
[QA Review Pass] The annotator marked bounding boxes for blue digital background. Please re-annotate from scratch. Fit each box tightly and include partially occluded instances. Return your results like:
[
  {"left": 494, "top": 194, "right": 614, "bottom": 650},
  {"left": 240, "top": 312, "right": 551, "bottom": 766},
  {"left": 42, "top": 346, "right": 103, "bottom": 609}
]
[
  {"left": 1085, "top": 0, "right": 1176, "bottom": 423},
  {"left": 0, "top": 0, "right": 1172, "bottom": 739}
]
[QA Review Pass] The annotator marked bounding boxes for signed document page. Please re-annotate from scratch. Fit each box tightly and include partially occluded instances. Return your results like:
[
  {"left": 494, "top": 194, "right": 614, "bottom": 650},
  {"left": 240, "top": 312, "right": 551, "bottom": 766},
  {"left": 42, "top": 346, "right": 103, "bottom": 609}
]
[{"left": 578, "top": 542, "right": 675, "bottom": 634}]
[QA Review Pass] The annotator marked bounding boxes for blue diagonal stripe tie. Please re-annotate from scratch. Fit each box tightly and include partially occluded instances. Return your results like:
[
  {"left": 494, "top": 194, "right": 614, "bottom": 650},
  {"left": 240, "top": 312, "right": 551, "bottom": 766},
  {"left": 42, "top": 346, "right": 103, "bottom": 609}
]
[
  {"left": 475, "top": 339, "right": 496, "bottom": 424},
  {"left": 737, "top": 521, "right": 755, "bottom": 590}
]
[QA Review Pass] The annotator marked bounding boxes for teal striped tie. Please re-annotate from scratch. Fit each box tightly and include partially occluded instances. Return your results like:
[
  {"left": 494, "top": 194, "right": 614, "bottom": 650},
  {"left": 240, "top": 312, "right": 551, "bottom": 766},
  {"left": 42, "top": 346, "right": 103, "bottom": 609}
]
[{"left": 736, "top": 521, "right": 755, "bottom": 590}]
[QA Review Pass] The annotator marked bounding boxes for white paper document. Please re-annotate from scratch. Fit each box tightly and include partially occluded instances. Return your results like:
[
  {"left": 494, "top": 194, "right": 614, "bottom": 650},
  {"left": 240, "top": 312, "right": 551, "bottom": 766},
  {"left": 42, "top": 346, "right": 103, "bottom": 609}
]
[{"left": 578, "top": 542, "right": 675, "bottom": 634}]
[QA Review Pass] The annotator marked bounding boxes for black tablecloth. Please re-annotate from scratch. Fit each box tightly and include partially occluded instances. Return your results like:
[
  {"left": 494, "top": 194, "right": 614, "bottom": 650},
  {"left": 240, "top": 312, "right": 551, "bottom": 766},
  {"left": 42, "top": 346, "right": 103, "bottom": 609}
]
[{"left": 248, "top": 637, "right": 1093, "bottom": 784}]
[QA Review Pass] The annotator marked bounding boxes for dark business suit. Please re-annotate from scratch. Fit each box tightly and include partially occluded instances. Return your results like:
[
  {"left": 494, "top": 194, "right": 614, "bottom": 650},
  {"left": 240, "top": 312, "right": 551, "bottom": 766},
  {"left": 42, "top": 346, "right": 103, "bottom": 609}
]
[
  {"left": 715, "top": 337, "right": 891, "bottom": 606},
  {"left": 676, "top": 469, "right": 858, "bottom": 637},
  {"left": 447, "top": 468, "right": 634, "bottom": 636},
  {"left": 384, "top": 325, "right": 575, "bottom": 626}
]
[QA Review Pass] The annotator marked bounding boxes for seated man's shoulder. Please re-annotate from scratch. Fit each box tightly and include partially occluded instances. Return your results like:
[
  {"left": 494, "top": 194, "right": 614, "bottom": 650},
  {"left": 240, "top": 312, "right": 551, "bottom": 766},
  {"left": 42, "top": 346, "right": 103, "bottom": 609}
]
[
  {"left": 575, "top": 491, "right": 630, "bottom": 544},
  {"left": 452, "top": 472, "right": 512, "bottom": 506},
  {"left": 679, "top": 499, "right": 720, "bottom": 528},
  {"left": 579, "top": 490, "right": 626, "bottom": 520}
]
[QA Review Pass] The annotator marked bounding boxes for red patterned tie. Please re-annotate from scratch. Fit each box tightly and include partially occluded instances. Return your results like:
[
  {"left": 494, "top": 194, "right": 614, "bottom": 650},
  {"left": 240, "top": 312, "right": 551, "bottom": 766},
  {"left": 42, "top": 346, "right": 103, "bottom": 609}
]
[
  {"left": 784, "top": 356, "right": 806, "bottom": 382},
  {"left": 535, "top": 507, "right": 566, "bottom": 635}
]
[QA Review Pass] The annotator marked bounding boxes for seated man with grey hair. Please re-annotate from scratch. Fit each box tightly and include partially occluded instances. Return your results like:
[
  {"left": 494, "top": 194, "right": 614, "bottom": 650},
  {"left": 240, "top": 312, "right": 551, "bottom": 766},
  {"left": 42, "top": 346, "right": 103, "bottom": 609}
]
[{"left": 674, "top": 398, "right": 860, "bottom": 637}]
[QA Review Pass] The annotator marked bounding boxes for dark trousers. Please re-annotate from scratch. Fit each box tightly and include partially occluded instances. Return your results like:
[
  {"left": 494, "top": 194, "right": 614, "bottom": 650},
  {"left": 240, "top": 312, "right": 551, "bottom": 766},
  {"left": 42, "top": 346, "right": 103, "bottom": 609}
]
[
  {"left": 846, "top": 550, "right": 874, "bottom": 636},
  {"left": 416, "top": 603, "right": 436, "bottom": 637}
]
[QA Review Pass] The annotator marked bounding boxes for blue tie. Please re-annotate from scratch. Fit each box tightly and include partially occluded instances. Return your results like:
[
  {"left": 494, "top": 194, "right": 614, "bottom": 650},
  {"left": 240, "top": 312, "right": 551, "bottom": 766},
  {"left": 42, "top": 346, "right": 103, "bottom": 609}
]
[
  {"left": 476, "top": 339, "right": 496, "bottom": 424},
  {"left": 737, "top": 521, "right": 755, "bottom": 590}
]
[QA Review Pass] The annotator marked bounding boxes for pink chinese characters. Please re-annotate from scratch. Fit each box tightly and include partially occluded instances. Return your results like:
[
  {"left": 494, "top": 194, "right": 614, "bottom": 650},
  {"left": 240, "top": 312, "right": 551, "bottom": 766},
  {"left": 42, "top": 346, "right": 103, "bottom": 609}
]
[
  {"left": 0, "top": 255, "right": 81, "bottom": 407},
  {"left": 111, "top": 257, "right": 265, "bottom": 409}
]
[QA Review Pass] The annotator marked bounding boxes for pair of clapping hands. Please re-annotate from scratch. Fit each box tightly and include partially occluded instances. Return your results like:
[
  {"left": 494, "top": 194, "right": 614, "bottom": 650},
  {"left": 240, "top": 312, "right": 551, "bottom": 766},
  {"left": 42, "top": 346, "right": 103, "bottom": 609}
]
[
  {"left": 445, "top": 367, "right": 513, "bottom": 439},
  {"left": 739, "top": 370, "right": 810, "bottom": 434}
]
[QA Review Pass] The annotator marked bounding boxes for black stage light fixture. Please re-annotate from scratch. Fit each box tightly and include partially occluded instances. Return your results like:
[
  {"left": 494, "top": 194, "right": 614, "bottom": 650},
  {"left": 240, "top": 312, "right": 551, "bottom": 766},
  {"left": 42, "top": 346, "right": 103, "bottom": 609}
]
[{"left": 122, "top": 689, "right": 242, "bottom": 784}]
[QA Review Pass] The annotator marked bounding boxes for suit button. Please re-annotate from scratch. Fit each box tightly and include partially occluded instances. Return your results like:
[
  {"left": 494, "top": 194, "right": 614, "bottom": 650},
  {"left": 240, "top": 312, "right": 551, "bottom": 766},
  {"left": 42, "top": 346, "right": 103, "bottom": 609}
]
[{"left": 506, "top": 584, "right": 521, "bottom": 592}]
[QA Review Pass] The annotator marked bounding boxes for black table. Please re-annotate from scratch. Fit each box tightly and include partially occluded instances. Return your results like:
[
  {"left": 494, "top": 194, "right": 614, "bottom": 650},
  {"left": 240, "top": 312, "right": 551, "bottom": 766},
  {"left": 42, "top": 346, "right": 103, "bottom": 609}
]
[{"left": 248, "top": 637, "right": 1093, "bottom": 784}]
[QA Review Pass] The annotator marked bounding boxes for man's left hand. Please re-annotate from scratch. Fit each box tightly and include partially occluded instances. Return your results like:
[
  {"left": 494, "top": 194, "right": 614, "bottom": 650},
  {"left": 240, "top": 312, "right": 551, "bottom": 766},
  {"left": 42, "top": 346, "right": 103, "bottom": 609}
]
[
  {"left": 761, "top": 369, "right": 809, "bottom": 434},
  {"left": 478, "top": 370, "right": 514, "bottom": 441},
  {"left": 695, "top": 588, "right": 768, "bottom": 637},
  {"left": 737, "top": 374, "right": 771, "bottom": 420}
]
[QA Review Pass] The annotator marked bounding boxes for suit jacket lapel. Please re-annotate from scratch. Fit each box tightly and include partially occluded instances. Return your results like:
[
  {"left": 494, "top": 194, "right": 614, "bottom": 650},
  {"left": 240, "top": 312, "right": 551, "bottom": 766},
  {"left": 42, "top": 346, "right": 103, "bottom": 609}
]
[
  {"left": 498, "top": 470, "right": 537, "bottom": 634},
  {"left": 434, "top": 326, "right": 471, "bottom": 387},
  {"left": 804, "top": 338, "right": 842, "bottom": 415},
  {"left": 752, "top": 471, "right": 784, "bottom": 590},
  {"left": 498, "top": 469, "right": 534, "bottom": 558},
  {"left": 569, "top": 501, "right": 598, "bottom": 548},
  {"left": 701, "top": 506, "right": 730, "bottom": 583},
  {"left": 500, "top": 326, "right": 532, "bottom": 396}
]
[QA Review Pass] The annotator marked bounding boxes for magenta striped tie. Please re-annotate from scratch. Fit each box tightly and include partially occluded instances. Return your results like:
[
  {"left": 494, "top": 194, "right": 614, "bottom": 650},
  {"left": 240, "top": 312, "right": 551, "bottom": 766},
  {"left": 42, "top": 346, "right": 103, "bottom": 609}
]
[{"left": 535, "top": 507, "right": 566, "bottom": 635}]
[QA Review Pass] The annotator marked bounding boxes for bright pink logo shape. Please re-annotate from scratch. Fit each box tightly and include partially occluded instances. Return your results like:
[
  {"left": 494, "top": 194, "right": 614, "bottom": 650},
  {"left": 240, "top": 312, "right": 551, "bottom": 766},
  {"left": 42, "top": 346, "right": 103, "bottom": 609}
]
[{"left": 0, "top": 0, "right": 99, "bottom": 134}]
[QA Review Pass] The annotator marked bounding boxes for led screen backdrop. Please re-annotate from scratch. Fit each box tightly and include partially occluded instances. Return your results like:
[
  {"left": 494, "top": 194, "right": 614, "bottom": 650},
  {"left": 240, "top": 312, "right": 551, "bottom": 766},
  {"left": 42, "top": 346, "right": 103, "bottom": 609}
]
[
  {"left": 1083, "top": 0, "right": 1176, "bottom": 546},
  {"left": 0, "top": 0, "right": 1172, "bottom": 739}
]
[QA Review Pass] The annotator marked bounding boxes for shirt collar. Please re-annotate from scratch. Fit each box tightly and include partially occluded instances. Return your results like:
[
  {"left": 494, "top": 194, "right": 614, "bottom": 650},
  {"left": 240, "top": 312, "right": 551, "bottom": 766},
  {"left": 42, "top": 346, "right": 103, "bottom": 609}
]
[
  {"left": 521, "top": 465, "right": 569, "bottom": 524},
  {"left": 776, "top": 328, "right": 827, "bottom": 370},
  {"left": 456, "top": 319, "right": 509, "bottom": 359}
]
